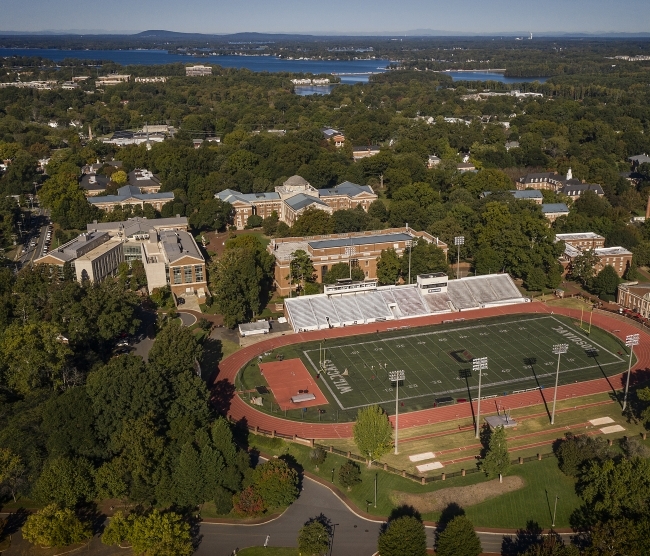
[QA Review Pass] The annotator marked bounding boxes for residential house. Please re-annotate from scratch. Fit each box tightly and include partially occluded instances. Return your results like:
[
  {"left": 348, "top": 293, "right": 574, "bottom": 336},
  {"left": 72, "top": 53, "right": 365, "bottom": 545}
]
[
  {"left": 629, "top": 154, "right": 650, "bottom": 169},
  {"left": 322, "top": 128, "right": 345, "bottom": 147},
  {"left": 269, "top": 227, "right": 448, "bottom": 296},
  {"left": 457, "top": 162, "right": 476, "bottom": 173},
  {"left": 353, "top": 146, "right": 381, "bottom": 161},
  {"left": 427, "top": 155, "right": 441, "bottom": 168},
  {"left": 505, "top": 141, "right": 520, "bottom": 151}
]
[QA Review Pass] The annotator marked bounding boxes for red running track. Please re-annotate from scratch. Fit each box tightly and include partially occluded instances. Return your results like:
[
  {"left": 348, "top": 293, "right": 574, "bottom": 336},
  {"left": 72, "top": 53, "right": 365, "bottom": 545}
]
[{"left": 213, "top": 303, "right": 650, "bottom": 439}]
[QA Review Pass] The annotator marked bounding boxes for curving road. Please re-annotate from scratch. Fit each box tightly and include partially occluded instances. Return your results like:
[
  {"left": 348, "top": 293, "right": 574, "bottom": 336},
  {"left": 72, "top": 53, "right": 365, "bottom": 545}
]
[{"left": 214, "top": 304, "right": 650, "bottom": 439}]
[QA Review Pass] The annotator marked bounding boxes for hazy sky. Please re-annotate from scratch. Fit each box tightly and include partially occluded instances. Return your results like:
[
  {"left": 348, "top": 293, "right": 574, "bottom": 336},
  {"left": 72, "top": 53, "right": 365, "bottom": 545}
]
[{"left": 3, "top": 0, "right": 649, "bottom": 34}]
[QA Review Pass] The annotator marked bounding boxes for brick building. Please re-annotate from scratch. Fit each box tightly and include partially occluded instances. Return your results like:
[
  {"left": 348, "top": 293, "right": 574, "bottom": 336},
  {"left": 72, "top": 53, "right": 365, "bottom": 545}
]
[
  {"left": 269, "top": 227, "right": 448, "bottom": 296},
  {"left": 617, "top": 282, "right": 650, "bottom": 318},
  {"left": 556, "top": 232, "right": 632, "bottom": 277}
]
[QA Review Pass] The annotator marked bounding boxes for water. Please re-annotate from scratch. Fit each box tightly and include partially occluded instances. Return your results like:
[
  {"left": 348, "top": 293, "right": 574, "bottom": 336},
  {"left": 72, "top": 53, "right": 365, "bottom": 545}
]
[
  {"left": 0, "top": 48, "right": 388, "bottom": 83},
  {"left": 441, "top": 71, "right": 548, "bottom": 83}
]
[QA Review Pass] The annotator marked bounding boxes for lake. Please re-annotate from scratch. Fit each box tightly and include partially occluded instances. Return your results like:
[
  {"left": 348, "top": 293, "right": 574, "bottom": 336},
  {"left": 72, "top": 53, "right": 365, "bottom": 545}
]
[
  {"left": 0, "top": 48, "right": 389, "bottom": 83},
  {"left": 442, "top": 71, "right": 548, "bottom": 83}
]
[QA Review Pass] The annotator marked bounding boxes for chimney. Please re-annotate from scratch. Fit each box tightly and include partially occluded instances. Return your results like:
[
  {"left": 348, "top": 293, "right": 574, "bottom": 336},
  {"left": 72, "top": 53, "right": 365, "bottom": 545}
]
[{"left": 566, "top": 168, "right": 572, "bottom": 181}]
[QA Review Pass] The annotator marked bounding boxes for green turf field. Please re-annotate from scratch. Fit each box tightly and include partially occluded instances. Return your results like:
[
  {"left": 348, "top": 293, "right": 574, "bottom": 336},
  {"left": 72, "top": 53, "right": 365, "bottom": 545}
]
[{"left": 300, "top": 315, "right": 627, "bottom": 412}]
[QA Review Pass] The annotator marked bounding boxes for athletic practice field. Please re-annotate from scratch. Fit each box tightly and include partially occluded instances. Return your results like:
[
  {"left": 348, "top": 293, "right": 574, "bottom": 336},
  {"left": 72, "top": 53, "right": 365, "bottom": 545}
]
[{"left": 293, "top": 314, "right": 628, "bottom": 414}]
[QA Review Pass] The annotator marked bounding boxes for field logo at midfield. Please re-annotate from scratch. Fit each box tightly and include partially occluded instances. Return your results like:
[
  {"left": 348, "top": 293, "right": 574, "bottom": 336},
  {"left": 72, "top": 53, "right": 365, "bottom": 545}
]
[
  {"left": 552, "top": 326, "right": 597, "bottom": 352},
  {"left": 449, "top": 349, "right": 474, "bottom": 363},
  {"left": 322, "top": 359, "right": 353, "bottom": 394}
]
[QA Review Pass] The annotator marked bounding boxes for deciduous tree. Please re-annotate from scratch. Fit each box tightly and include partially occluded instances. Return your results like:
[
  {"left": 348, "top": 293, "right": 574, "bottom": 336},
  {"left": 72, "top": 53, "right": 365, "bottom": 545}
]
[
  {"left": 22, "top": 505, "right": 91, "bottom": 548},
  {"left": 353, "top": 405, "right": 393, "bottom": 466},
  {"left": 435, "top": 515, "right": 481, "bottom": 556},
  {"left": 378, "top": 515, "right": 427, "bottom": 556}
]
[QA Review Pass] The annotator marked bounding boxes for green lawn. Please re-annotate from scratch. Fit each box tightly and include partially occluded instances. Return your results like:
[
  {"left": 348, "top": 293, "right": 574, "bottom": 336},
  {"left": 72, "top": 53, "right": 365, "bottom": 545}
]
[
  {"left": 239, "top": 314, "right": 629, "bottom": 423},
  {"left": 248, "top": 434, "right": 583, "bottom": 528}
]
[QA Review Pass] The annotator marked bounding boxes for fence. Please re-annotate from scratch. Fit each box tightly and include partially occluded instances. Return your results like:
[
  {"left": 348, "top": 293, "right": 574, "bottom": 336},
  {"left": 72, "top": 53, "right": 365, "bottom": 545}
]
[{"left": 235, "top": 416, "right": 560, "bottom": 485}]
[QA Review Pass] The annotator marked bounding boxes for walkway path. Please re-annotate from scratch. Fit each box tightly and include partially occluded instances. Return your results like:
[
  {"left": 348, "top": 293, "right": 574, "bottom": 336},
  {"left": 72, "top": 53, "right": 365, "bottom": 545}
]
[{"left": 213, "top": 303, "right": 650, "bottom": 439}]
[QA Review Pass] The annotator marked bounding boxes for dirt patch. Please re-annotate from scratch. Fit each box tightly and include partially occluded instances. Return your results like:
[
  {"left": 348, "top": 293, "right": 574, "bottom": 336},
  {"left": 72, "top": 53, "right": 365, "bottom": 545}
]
[{"left": 390, "top": 475, "right": 525, "bottom": 514}]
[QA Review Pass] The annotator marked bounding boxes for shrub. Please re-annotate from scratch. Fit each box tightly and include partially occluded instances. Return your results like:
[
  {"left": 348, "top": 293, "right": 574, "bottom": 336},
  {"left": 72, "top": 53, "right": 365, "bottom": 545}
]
[
  {"left": 251, "top": 459, "right": 300, "bottom": 509},
  {"left": 214, "top": 485, "right": 234, "bottom": 515},
  {"left": 232, "top": 486, "right": 265, "bottom": 516},
  {"left": 338, "top": 460, "right": 361, "bottom": 490},
  {"left": 22, "top": 505, "right": 91, "bottom": 548},
  {"left": 309, "top": 447, "right": 327, "bottom": 468}
]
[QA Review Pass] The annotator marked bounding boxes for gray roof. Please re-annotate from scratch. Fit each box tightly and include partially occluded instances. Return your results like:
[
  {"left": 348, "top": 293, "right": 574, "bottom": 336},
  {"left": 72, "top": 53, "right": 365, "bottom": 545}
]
[
  {"left": 541, "top": 203, "right": 570, "bottom": 213},
  {"left": 88, "top": 185, "right": 174, "bottom": 205},
  {"left": 128, "top": 169, "right": 161, "bottom": 188},
  {"left": 629, "top": 154, "right": 650, "bottom": 164},
  {"left": 309, "top": 232, "right": 413, "bottom": 250},
  {"left": 519, "top": 172, "right": 563, "bottom": 183},
  {"left": 87, "top": 216, "right": 188, "bottom": 234},
  {"left": 239, "top": 321, "right": 270, "bottom": 333},
  {"left": 80, "top": 174, "right": 109, "bottom": 191},
  {"left": 505, "top": 141, "right": 520, "bottom": 148},
  {"left": 317, "top": 181, "right": 374, "bottom": 198},
  {"left": 216, "top": 189, "right": 280, "bottom": 204},
  {"left": 38, "top": 231, "right": 110, "bottom": 263},
  {"left": 285, "top": 194, "right": 329, "bottom": 211},
  {"left": 159, "top": 230, "right": 202, "bottom": 263},
  {"left": 560, "top": 183, "right": 604, "bottom": 195},
  {"left": 511, "top": 190, "right": 543, "bottom": 199},
  {"left": 321, "top": 128, "right": 341, "bottom": 138},
  {"left": 284, "top": 175, "right": 310, "bottom": 187}
]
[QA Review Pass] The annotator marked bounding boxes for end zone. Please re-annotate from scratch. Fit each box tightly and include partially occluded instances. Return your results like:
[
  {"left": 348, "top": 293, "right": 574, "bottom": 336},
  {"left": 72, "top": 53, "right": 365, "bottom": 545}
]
[{"left": 260, "top": 358, "right": 328, "bottom": 411}]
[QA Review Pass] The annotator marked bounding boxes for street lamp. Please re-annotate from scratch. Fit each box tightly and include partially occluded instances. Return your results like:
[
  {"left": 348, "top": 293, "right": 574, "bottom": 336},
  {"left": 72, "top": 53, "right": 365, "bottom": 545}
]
[
  {"left": 389, "top": 369, "right": 406, "bottom": 454},
  {"left": 551, "top": 344, "right": 568, "bottom": 425},
  {"left": 623, "top": 333, "right": 640, "bottom": 411},
  {"left": 454, "top": 236, "right": 464, "bottom": 279},
  {"left": 473, "top": 357, "right": 488, "bottom": 438}
]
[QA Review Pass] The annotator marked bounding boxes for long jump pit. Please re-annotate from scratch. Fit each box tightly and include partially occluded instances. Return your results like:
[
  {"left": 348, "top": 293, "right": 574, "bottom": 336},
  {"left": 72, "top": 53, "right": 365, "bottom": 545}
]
[{"left": 259, "top": 358, "right": 328, "bottom": 411}]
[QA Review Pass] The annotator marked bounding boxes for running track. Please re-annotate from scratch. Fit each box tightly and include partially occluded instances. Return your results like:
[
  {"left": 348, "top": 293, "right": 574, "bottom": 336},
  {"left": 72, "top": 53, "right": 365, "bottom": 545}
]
[{"left": 212, "top": 303, "right": 650, "bottom": 439}]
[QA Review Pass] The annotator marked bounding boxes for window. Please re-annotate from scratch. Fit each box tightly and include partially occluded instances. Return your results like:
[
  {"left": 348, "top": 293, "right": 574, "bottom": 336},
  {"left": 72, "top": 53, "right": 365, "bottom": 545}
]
[
  {"left": 365, "top": 260, "right": 369, "bottom": 267},
  {"left": 195, "top": 265, "right": 204, "bottom": 282},
  {"left": 173, "top": 267, "right": 181, "bottom": 284},
  {"left": 184, "top": 266, "right": 193, "bottom": 283}
]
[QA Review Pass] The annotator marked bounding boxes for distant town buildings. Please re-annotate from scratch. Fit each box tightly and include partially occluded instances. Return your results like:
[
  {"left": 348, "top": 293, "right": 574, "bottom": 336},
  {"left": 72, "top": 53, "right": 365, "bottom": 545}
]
[
  {"left": 216, "top": 176, "right": 378, "bottom": 230},
  {"left": 291, "top": 78, "right": 330, "bottom": 85},
  {"left": 134, "top": 76, "right": 168, "bottom": 83},
  {"left": 185, "top": 65, "right": 212, "bottom": 76},
  {"left": 269, "top": 227, "right": 448, "bottom": 296},
  {"left": 352, "top": 146, "right": 381, "bottom": 160},
  {"left": 96, "top": 74, "right": 131, "bottom": 86}
]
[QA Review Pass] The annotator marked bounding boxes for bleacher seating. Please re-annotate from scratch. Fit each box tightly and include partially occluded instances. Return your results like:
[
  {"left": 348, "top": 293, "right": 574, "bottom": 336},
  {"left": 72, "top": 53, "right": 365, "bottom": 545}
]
[
  {"left": 380, "top": 289, "right": 397, "bottom": 307},
  {"left": 465, "top": 278, "right": 500, "bottom": 304},
  {"left": 284, "top": 298, "right": 319, "bottom": 330},
  {"left": 309, "top": 296, "right": 339, "bottom": 327},
  {"left": 331, "top": 294, "right": 364, "bottom": 323},
  {"left": 487, "top": 275, "right": 522, "bottom": 300},
  {"left": 355, "top": 291, "right": 393, "bottom": 320},
  {"left": 392, "top": 287, "right": 429, "bottom": 316},
  {"left": 424, "top": 292, "right": 452, "bottom": 313},
  {"left": 447, "top": 280, "right": 479, "bottom": 310}
]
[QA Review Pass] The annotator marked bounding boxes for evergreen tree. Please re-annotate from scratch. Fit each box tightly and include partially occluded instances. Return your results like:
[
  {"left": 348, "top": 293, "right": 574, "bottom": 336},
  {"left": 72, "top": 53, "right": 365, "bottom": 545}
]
[
  {"left": 480, "top": 425, "right": 510, "bottom": 478},
  {"left": 298, "top": 520, "right": 330, "bottom": 556},
  {"left": 435, "top": 515, "right": 481, "bottom": 556},
  {"left": 378, "top": 516, "right": 427, "bottom": 556}
]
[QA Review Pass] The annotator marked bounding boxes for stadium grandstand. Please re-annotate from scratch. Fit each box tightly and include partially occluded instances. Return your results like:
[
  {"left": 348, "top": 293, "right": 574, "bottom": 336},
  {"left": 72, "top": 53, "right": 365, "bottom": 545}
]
[{"left": 283, "top": 273, "right": 528, "bottom": 332}]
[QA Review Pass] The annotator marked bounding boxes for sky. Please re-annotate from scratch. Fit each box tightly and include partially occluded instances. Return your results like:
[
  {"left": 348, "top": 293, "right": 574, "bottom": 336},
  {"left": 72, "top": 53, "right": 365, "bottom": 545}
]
[{"left": 2, "top": 0, "right": 649, "bottom": 35}]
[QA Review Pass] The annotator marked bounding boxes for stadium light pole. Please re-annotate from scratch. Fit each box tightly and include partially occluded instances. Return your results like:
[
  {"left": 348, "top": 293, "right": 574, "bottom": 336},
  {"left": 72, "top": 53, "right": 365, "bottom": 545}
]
[
  {"left": 389, "top": 369, "right": 406, "bottom": 454},
  {"left": 623, "top": 333, "right": 640, "bottom": 411},
  {"left": 454, "top": 236, "right": 464, "bottom": 279},
  {"left": 551, "top": 344, "right": 569, "bottom": 425},
  {"left": 473, "top": 357, "right": 488, "bottom": 439},
  {"left": 407, "top": 240, "right": 413, "bottom": 285}
]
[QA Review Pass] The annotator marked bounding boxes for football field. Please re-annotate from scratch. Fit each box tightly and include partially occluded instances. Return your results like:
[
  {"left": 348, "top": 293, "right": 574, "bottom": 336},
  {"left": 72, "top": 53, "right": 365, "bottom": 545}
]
[{"left": 301, "top": 315, "right": 627, "bottom": 413}]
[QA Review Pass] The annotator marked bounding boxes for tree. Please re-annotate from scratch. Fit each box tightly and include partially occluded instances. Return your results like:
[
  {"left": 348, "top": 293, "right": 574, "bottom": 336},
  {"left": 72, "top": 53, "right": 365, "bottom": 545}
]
[
  {"left": 378, "top": 516, "right": 427, "bottom": 556},
  {"left": 554, "top": 433, "right": 612, "bottom": 477},
  {"left": 289, "top": 249, "right": 316, "bottom": 290},
  {"left": 353, "top": 405, "right": 393, "bottom": 466},
  {"left": 591, "top": 265, "right": 620, "bottom": 299},
  {"left": 22, "top": 505, "right": 91, "bottom": 548},
  {"left": 246, "top": 214, "right": 263, "bottom": 228},
  {"left": 376, "top": 248, "right": 401, "bottom": 285},
  {"left": 291, "top": 208, "right": 335, "bottom": 236},
  {"left": 1, "top": 321, "right": 73, "bottom": 393},
  {"left": 32, "top": 456, "right": 96, "bottom": 507},
  {"left": 435, "top": 515, "right": 481, "bottom": 556},
  {"left": 101, "top": 510, "right": 193, "bottom": 556},
  {"left": 298, "top": 520, "right": 330, "bottom": 556},
  {"left": 232, "top": 486, "right": 265, "bottom": 516},
  {"left": 473, "top": 246, "right": 504, "bottom": 276},
  {"left": 0, "top": 448, "right": 24, "bottom": 502},
  {"left": 148, "top": 319, "right": 203, "bottom": 376},
  {"left": 568, "top": 250, "right": 600, "bottom": 286},
  {"left": 111, "top": 170, "right": 128, "bottom": 185},
  {"left": 400, "top": 238, "right": 449, "bottom": 279},
  {"left": 338, "top": 460, "right": 361, "bottom": 490},
  {"left": 323, "top": 262, "right": 365, "bottom": 284},
  {"left": 480, "top": 425, "right": 510, "bottom": 478},
  {"left": 309, "top": 447, "right": 327, "bottom": 469},
  {"left": 251, "top": 458, "right": 300, "bottom": 509},
  {"left": 262, "top": 211, "right": 280, "bottom": 235}
]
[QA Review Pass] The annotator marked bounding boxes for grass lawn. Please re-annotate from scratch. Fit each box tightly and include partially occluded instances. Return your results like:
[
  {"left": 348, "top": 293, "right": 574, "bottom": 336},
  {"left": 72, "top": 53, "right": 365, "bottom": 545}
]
[
  {"left": 238, "top": 314, "right": 629, "bottom": 423},
  {"left": 236, "top": 549, "right": 298, "bottom": 556},
  {"left": 248, "top": 434, "right": 585, "bottom": 528}
]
